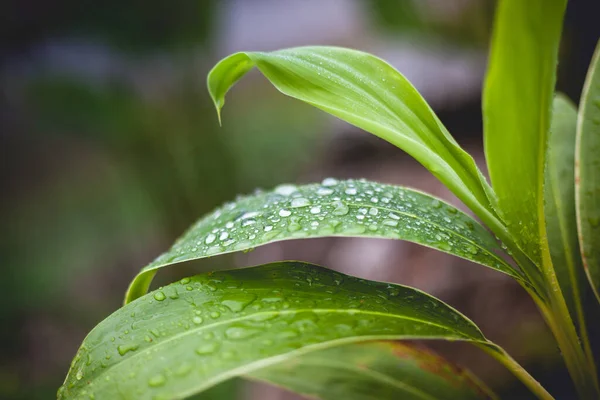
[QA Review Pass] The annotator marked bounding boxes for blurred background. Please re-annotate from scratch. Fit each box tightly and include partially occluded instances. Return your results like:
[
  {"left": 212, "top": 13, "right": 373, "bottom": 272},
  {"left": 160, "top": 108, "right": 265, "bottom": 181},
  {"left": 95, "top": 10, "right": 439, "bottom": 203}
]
[{"left": 2, "top": 0, "right": 599, "bottom": 399}]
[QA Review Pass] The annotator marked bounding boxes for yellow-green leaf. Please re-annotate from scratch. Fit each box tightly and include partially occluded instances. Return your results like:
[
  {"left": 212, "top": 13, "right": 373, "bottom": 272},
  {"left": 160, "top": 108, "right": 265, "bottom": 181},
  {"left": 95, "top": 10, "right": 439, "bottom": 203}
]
[
  {"left": 483, "top": 0, "right": 567, "bottom": 266},
  {"left": 208, "top": 46, "right": 502, "bottom": 236}
]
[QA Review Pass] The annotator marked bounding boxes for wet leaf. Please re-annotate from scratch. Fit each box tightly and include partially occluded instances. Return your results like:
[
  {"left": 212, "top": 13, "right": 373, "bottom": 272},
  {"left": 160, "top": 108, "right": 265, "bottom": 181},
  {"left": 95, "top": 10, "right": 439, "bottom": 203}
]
[
  {"left": 59, "top": 262, "right": 490, "bottom": 400},
  {"left": 126, "top": 179, "right": 521, "bottom": 303},
  {"left": 207, "top": 45, "right": 503, "bottom": 238},
  {"left": 576, "top": 41, "right": 600, "bottom": 304},
  {"left": 483, "top": 0, "right": 566, "bottom": 266},
  {"left": 251, "top": 341, "right": 497, "bottom": 400}
]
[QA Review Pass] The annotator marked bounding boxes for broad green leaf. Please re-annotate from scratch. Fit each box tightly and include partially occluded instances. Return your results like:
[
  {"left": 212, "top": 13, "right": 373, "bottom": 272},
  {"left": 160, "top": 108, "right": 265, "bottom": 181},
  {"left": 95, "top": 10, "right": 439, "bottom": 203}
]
[
  {"left": 250, "top": 341, "right": 497, "bottom": 400},
  {"left": 544, "top": 95, "right": 587, "bottom": 326},
  {"left": 207, "top": 46, "right": 503, "bottom": 237},
  {"left": 59, "top": 262, "right": 490, "bottom": 400},
  {"left": 576, "top": 41, "right": 600, "bottom": 304},
  {"left": 126, "top": 179, "right": 522, "bottom": 303},
  {"left": 483, "top": 0, "right": 567, "bottom": 265}
]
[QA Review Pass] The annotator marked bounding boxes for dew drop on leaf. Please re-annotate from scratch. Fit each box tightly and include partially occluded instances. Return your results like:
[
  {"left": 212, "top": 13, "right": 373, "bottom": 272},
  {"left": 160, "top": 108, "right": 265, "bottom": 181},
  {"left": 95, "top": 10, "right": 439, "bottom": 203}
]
[
  {"left": 291, "top": 197, "right": 311, "bottom": 208},
  {"left": 147, "top": 374, "right": 167, "bottom": 387}
]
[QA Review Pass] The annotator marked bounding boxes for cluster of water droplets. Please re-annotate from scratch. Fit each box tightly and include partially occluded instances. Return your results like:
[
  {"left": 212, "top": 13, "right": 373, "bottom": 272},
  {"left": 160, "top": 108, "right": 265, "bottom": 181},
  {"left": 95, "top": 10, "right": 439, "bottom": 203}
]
[
  {"left": 59, "top": 262, "right": 480, "bottom": 399},
  {"left": 146, "top": 179, "right": 508, "bottom": 274}
]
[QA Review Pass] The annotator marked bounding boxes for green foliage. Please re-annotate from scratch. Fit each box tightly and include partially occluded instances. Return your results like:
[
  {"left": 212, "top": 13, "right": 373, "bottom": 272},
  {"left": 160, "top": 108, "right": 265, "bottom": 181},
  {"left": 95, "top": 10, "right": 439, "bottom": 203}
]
[
  {"left": 576, "top": 41, "right": 600, "bottom": 304},
  {"left": 126, "top": 179, "right": 522, "bottom": 303},
  {"left": 60, "top": 262, "right": 491, "bottom": 399},
  {"left": 483, "top": 0, "right": 566, "bottom": 267},
  {"left": 545, "top": 96, "right": 587, "bottom": 329},
  {"left": 207, "top": 46, "right": 501, "bottom": 233},
  {"left": 251, "top": 341, "right": 496, "bottom": 400},
  {"left": 60, "top": 1, "right": 600, "bottom": 400}
]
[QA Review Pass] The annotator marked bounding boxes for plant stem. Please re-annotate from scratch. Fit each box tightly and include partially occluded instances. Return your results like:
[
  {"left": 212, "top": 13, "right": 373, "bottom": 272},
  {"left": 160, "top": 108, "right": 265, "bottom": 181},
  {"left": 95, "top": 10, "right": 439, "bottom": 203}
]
[
  {"left": 479, "top": 343, "right": 554, "bottom": 400},
  {"left": 534, "top": 293, "right": 600, "bottom": 399}
]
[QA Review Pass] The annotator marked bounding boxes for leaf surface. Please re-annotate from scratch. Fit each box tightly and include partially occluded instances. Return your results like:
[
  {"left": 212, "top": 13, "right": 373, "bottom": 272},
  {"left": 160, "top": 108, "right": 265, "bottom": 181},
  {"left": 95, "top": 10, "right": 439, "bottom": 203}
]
[
  {"left": 250, "top": 341, "right": 496, "bottom": 400},
  {"left": 208, "top": 46, "right": 502, "bottom": 234},
  {"left": 545, "top": 95, "right": 587, "bottom": 325},
  {"left": 126, "top": 179, "right": 521, "bottom": 303},
  {"left": 576, "top": 41, "right": 600, "bottom": 303},
  {"left": 483, "top": 0, "right": 567, "bottom": 265},
  {"left": 60, "top": 262, "right": 489, "bottom": 400}
]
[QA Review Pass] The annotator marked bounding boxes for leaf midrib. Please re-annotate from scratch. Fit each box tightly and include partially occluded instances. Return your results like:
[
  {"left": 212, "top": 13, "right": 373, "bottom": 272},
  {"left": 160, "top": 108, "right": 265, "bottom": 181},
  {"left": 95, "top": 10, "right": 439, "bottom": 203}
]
[
  {"left": 255, "top": 358, "right": 439, "bottom": 400},
  {"left": 145, "top": 197, "right": 514, "bottom": 276},
  {"left": 80, "top": 307, "right": 480, "bottom": 390}
]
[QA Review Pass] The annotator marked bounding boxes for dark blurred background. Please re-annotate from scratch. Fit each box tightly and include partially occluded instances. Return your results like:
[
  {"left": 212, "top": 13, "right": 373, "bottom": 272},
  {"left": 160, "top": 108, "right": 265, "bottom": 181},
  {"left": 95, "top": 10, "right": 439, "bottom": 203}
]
[{"left": 1, "top": 1, "right": 599, "bottom": 399}]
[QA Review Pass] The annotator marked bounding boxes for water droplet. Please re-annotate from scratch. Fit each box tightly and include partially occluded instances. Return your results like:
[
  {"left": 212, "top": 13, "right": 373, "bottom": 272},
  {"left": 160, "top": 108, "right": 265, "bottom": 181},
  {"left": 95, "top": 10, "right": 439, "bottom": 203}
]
[
  {"left": 195, "top": 342, "right": 219, "bottom": 355},
  {"left": 368, "top": 207, "right": 378, "bottom": 216},
  {"left": 317, "top": 187, "right": 334, "bottom": 196},
  {"left": 388, "top": 213, "right": 400, "bottom": 220},
  {"left": 180, "top": 277, "right": 191, "bottom": 284},
  {"left": 382, "top": 219, "right": 398, "bottom": 227},
  {"left": 291, "top": 197, "right": 311, "bottom": 208},
  {"left": 431, "top": 199, "right": 442, "bottom": 208},
  {"left": 332, "top": 201, "right": 349, "bottom": 216},
  {"left": 279, "top": 209, "right": 291, "bottom": 217},
  {"left": 153, "top": 291, "right": 166, "bottom": 301},
  {"left": 322, "top": 177, "right": 338, "bottom": 186},
  {"left": 310, "top": 206, "right": 321, "bottom": 214},
  {"left": 288, "top": 223, "right": 302, "bottom": 232},
  {"left": 225, "top": 221, "right": 234, "bottom": 229},
  {"left": 219, "top": 232, "right": 229, "bottom": 241},
  {"left": 210, "top": 311, "right": 221, "bottom": 319},
  {"left": 342, "top": 225, "right": 366, "bottom": 234},
  {"left": 76, "top": 370, "right": 83, "bottom": 380},
  {"left": 193, "top": 316, "right": 203, "bottom": 325},
  {"left": 148, "top": 374, "right": 166, "bottom": 387},
  {"left": 242, "top": 211, "right": 261, "bottom": 220},
  {"left": 175, "top": 362, "right": 193, "bottom": 377},
  {"left": 264, "top": 225, "right": 273, "bottom": 232},
  {"left": 205, "top": 234, "right": 216, "bottom": 245},
  {"left": 275, "top": 184, "right": 298, "bottom": 196},
  {"left": 117, "top": 343, "right": 139, "bottom": 356},
  {"left": 221, "top": 293, "right": 257, "bottom": 312},
  {"left": 241, "top": 219, "right": 256, "bottom": 227},
  {"left": 225, "top": 326, "right": 260, "bottom": 340},
  {"left": 466, "top": 245, "right": 479, "bottom": 255}
]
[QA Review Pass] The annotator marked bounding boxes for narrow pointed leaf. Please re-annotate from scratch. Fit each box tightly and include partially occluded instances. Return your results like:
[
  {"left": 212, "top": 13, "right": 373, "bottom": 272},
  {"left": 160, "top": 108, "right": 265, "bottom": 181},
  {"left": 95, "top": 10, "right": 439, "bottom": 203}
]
[
  {"left": 576, "top": 41, "right": 600, "bottom": 304},
  {"left": 250, "top": 341, "right": 497, "bottom": 400},
  {"left": 126, "top": 179, "right": 521, "bottom": 303},
  {"left": 208, "top": 46, "right": 502, "bottom": 235},
  {"left": 545, "top": 95, "right": 587, "bottom": 325},
  {"left": 483, "top": 0, "right": 567, "bottom": 265},
  {"left": 60, "top": 262, "right": 490, "bottom": 400}
]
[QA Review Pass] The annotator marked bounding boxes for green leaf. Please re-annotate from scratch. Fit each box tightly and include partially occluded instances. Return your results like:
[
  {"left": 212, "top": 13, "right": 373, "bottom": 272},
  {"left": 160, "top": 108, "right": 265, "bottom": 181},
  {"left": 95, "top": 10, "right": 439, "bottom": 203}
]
[
  {"left": 126, "top": 179, "right": 522, "bottom": 303},
  {"left": 59, "top": 262, "right": 490, "bottom": 400},
  {"left": 207, "top": 46, "right": 503, "bottom": 237},
  {"left": 545, "top": 95, "right": 587, "bottom": 326},
  {"left": 250, "top": 341, "right": 497, "bottom": 400},
  {"left": 576, "top": 41, "right": 600, "bottom": 304},
  {"left": 483, "top": 0, "right": 567, "bottom": 266}
]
